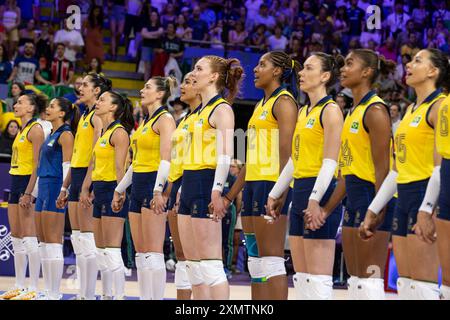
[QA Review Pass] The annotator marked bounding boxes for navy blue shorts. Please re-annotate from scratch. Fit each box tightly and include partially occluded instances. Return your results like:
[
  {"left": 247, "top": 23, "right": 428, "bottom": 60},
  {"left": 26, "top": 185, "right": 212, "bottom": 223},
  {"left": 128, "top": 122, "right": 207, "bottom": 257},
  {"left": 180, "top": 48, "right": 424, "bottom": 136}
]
[
  {"left": 92, "top": 181, "right": 128, "bottom": 219},
  {"left": 438, "top": 158, "right": 450, "bottom": 221},
  {"left": 393, "top": 179, "right": 429, "bottom": 236},
  {"left": 167, "top": 177, "right": 182, "bottom": 211},
  {"left": 35, "top": 177, "right": 65, "bottom": 214},
  {"left": 179, "top": 169, "right": 215, "bottom": 218},
  {"left": 242, "top": 180, "right": 291, "bottom": 217},
  {"left": 129, "top": 171, "right": 156, "bottom": 213},
  {"left": 68, "top": 167, "right": 89, "bottom": 202},
  {"left": 290, "top": 178, "right": 342, "bottom": 239},
  {"left": 344, "top": 175, "right": 393, "bottom": 232},
  {"left": 8, "top": 175, "right": 31, "bottom": 204}
]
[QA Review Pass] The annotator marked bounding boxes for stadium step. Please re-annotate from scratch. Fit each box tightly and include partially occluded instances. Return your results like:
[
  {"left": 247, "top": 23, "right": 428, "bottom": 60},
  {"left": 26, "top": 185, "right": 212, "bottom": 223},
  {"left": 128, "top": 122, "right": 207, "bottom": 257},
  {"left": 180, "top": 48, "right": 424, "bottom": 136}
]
[
  {"left": 103, "top": 45, "right": 127, "bottom": 56},
  {"left": 103, "top": 60, "right": 137, "bottom": 73},
  {"left": 103, "top": 70, "right": 144, "bottom": 81},
  {"left": 110, "top": 78, "right": 145, "bottom": 91}
]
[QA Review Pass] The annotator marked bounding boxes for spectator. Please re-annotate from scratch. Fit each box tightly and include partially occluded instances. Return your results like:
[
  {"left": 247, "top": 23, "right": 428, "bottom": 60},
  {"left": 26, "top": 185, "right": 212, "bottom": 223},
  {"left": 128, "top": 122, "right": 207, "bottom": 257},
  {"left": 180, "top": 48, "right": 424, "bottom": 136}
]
[
  {"left": 312, "top": 5, "right": 334, "bottom": 50},
  {"left": 18, "top": 19, "right": 37, "bottom": 52},
  {"left": 378, "top": 37, "right": 397, "bottom": 62},
  {"left": 4, "top": 81, "right": 24, "bottom": 111},
  {"left": 396, "top": 19, "right": 422, "bottom": 50},
  {"left": 161, "top": 2, "right": 177, "bottom": 27},
  {"left": 51, "top": 43, "right": 74, "bottom": 85},
  {"left": 275, "top": 13, "right": 292, "bottom": 39},
  {"left": 175, "top": 14, "right": 192, "bottom": 41},
  {"left": 124, "top": 0, "right": 143, "bottom": 57},
  {"left": 209, "top": 20, "right": 224, "bottom": 49},
  {"left": 228, "top": 21, "right": 248, "bottom": 49},
  {"left": 189, "top": 6, "right": 209, "bottom": 42},
  {"left": 390, "top": 103, "right": 402, "bottom": 134},
  {"left": 54, "top": 18, "right": 84, "bottom": 63},
  {"left": 288, "top": 36, "right": 304, "bottom": 64},
  {"left": 269, "top": 0, "right": 281, "bottom": 17},
  {"left": 83, "top": 5, "right": 104, "bottom": 64},
  {"left": 141, "top": 10, "right": 163, "bottom": 80},
  {"left": 386, "top": 0, "right": 410, "bottom": 37},
  {"left": 434, "top": 18, "right": 449, "bottom": 43},
  {"left": 199, "top": 1, "right": 216, "bottom": 29},
  {"left": 63, "top": 75, "right": 87, "bottom": 113},
  {"left": 334, "top": 5, "right": 350, "bottom": 39},
  {"left": 0, "top": 119, "right": 19, "bottom": 155},
  {"left": 347, "top": 0, "right": 365, "bottom": 37},
  {"left": 161, "top": 22, "right": 184, "bottom": 61},
  {"left": 6, "top": 41, "right": 50, "bottom": 85},
  {"left": 37, "top": 55, "right": 51, "bottom": 84},
  {"left": 423, "top": 27, "right": 438, "bottom": 48},
  {"left": 252, "top": 4, "right": 276, "bottom": 31},
  {"left": 280, "top": 0, "right": 295, "bottom": 26},
  {"left": 108, "top": 0, "right": 126, "bottom": 60},
  {"left": 169, "top": 97, "right": 187, "bottom": 122},
  {"left": 0, "top": 44, "right": 12, "bottom": 84},
  {"left": 35, "top": 21, "right": 54, "bottom": 63},
  {"left": 291, "top": 17, "right": 305, "bottom": 42},
  {"left": 0, "top": 24, "right": 5, "bottom": 45},
  {"left": 400, "top": 32, "right": 421, "bottom": 58},
  {"left": 245, "top": 0, "right": 263, "bottom": 28},
  {"left": 267, "top": 24, "right": 288, "bottom": 51},
  {"left": 432, "top": 0, "right": 450, "bottom": 26},
  {"left": 85, "top": 57, "right": 103, "bottom": 76},
  {"left": 229, "top": 158, "right": 243, "bottom": 275},
  {"left": 335, "top": 92, "right": 353, "bottom": 116},
  {"left": 357, "top": 0, "right": 371, "bottom": 12},
  {"left": 411, "top": 0, "right": 430, "bottom": 28},
  {"left": 1, "top": 0, "right": 21, "bottom": 57},
  {"left": 394, "top": 53, "right": 411, "bottom": 85},
  {"left": 299, "top": 1, "right": 315, "bottom": 38},
  {"left": 249, "top": 24, "right": 268, "bottom": 51}
]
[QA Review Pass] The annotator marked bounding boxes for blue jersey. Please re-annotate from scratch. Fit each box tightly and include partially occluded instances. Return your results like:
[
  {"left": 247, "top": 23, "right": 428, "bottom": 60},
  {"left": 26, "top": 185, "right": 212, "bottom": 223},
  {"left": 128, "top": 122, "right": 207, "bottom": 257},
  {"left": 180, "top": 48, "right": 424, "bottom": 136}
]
[{"left": 37, "top": 124, "right": 72, "bottom": 180}]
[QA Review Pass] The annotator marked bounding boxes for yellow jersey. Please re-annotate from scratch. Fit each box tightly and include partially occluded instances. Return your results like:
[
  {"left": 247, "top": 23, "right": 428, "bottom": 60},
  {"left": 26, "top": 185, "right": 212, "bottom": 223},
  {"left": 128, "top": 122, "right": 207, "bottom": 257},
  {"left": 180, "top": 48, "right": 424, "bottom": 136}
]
[
  {"left": 168, "top": 105, "right": 201, "bottom": 182},
  {"left": 10, "top": 119, "right": 40, "bottom": 175},
  {"left": 131, "top": 106, "right": 169, "bottom": 173},
  {"left": 396, "top": 89, "right": 446, "bottom": 184},
  {"left": 245, "top": 87, "right": 296, "bottom": 182},
  {"left": 293, "top": 95, "right": 335, "bottom": 179},
  {"left": 340, "top": 91, "right": 387, "bottom": 183},
  {"left": 72, "top": 108, "right": 95, "bottom": 168},
  {"left": 183, "top": 95, "right": 228, "bottom": 171},
  {"left": 437, "top": 94, "right": 450, "bottom": 159},
  {"left": 92, "top": 121, "right": 126, "bottom": 182}
]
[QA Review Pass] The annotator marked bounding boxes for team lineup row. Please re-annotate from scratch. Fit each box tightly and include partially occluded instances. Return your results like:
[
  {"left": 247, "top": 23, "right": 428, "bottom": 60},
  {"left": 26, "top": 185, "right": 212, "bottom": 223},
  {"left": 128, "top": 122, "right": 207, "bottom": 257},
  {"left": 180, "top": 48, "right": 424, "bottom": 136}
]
[{"left": 1, "top": 47, "right": 449, "bottom": 300}]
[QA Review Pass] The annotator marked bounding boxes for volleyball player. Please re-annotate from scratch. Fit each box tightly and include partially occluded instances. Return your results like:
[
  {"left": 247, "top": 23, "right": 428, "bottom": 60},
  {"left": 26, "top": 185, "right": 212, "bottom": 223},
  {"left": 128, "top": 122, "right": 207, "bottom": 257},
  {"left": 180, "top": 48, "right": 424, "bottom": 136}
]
[
  {"left": 80, "top": 91, "right": 134, "bottom": 300},
  {"left": 56, "top": 74, "right": 111, "bottom": 300},
  {"left": 35, "top": 97, "right": 79, "bottom": 299},
  {"left": 0, "top": 93, "right": 45, "bottom": 300},
  {"left": 112, "top": 77, "right": 176, "bottom": 300},
  {"left": 267, "top": 53, "right": 344, "bottom": 299},
  {"left": 361, "top": 49, "right": 448, "bottom": 300},
  {"left": 178, "top": 55, "right": 243, "bottom": 300}
]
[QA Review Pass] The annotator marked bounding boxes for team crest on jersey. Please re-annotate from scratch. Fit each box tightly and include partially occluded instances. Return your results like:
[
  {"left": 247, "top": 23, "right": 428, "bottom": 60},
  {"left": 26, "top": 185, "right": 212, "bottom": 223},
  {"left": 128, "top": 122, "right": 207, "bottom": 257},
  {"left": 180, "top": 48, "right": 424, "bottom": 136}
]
[
  {"left": 259, "top": 110, "right": 268, "bottom": 120},
  {"left": 182, "top": 124, "right": 189, "bottom": 131},
  {"left": 350, "top": 121, "right": 359, "bottom": 133},
  {"left": 47, "top": 139, "right": 55, "bottom": 147},
  {"left": 196, "top": 119, "right": 204, "bottom": 127},
  {"left": 409, "top": 115, "right": 422, "bottom": 127},
  {"left": 142, "top": 127, "right": 149, "bottom": 134},
  {"left": 82, "top": 121, "right": 89, "bottom": 128},
  {"left": 100, "top": 139, "right": 107, "bottom": 147},
  {"left": 19, "top": 136, "right": 25, "bottom": 142},
  {"left": 305, "top": 118, "right": 315, "bottom": 128}
]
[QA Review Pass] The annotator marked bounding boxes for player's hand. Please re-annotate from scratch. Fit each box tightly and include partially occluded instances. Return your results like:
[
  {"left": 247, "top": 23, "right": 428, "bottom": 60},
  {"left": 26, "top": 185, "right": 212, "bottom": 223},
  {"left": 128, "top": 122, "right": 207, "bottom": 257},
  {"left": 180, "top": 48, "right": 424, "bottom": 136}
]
[
  {"left": 412, "top": 211, "right": 437, "bottom": 244},
  {"left": 304, "top": 200, "right": 326, "bottom": 231},
  {"left": 56, "top": 189, "right": 69, "bottom": 209},
  {"left": 111, "top": 191, "right": 125, "bottom": 213}
]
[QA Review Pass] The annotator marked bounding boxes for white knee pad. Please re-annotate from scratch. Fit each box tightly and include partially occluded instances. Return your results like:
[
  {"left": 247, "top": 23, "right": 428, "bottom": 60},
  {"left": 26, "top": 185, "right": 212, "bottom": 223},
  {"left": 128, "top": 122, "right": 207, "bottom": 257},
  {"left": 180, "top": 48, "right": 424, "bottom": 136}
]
[
  {"left": 11, "top": 237, "right": 26, "bottom": 254},
  {"left": 23, "top": 237, "right": 39, "bottom": 254},
  {"left": 440, "top": 285, "right": 450, "bottom": 300},
  {"left": 135, "top": 253, "right": 144, "bottom": 269},
  {"left": 200, "top": 260, "right": 227, "bottom": 287},
  {"left": 347, "top": 276, "right": 359, "bottom": 300},
  {"left": 247, "top": 257, "right": 266, "bottom": 280},
  {"left": 96, "top": 248, "right": 108, "bottom": 271},
  {"left": 293, "top": 272, "right": 310, "bottom": 300},
  {"left": 141, "top": 252, "right": 165, "bottom": 271},
  {"left": 396, "top": 277, "right": 413, "bottom": 300},
  {"left": 38, "top": 242, "right": 47, "bottom": 259},
  {"left": 356, "top": 278, "right": 385, "bottom": 300},
  {"left": 185, "top": 260, "right": 204, "bottom": 286},
  {"left": 70, "top": 231, "right": 82, "bottom": 256},
  {"left": 46, "top": 243, "right": 63, "bottom": 260},
  {"left": 104, "top": 248, "right": 125, "bottom": 272},
  {"left": 411, "top": 280, "right": 440, "bottom": 300},
  {"left": 79, "top": 233, "right": 96, "bottom": 259},
  {"left": 306, "top": 275, "right": 333, "bottom": 300},
  {"left": 175, "top": 261, "right": 192, "bottom": 290},
  {"left": 261, "top": 256, "right": 286, "bottom": 280}
]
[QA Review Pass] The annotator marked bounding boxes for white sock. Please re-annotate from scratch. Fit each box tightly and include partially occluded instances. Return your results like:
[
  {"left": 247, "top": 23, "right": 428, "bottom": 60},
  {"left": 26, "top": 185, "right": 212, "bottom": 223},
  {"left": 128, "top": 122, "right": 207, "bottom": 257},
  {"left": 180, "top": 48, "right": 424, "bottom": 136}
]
[
  {"left": 307, "top": 274, "right": 333, "bottom": 300},
  {"left": 396, "top": 277, "right": 413, "bottom": 300},
  {"left": 142, "top": 252, "right": 166, "bottom": 300},
  {"left": 104, "top": 248, "right": 125, "bottom": 299},
  {"left": 347, "top": 276, "right": 359, "bottom": 300},
  {"left": 47, "top": 243, "right": 64, "bottom": 300},
  {"left": 11, "top": 237, "right": 27, "bottom": 289},
  {"left": 357, "top": 278, "right": 385, "bottom": 300},
  {"left": 23, "top": 237, "right": 40, "bottom": 291},
  {"left": 38, "top": 242, "right": 51, "bottom": 294},
  {"left": 135, "top": 253, "right": 147, "bottom": 300},
  {"left": 293, "top": 272, "right": 310, "bottom": 300},
  {"left": 78, "top": 252, "right": 87, "bottom": 299},
  {"left": 70, "top": 231, "right": 82, "bottom": 292},
  {"left": 80, "top": 232, "right": 98, "bottom": 300},
  {"left": 411, "top": 280, "right": 440, "bottom": 300},
  {"left": 440, "top": 284, "right": 450, "bottom": 300},
  {"left": 96, "top": 248, "right": 112, "bottom": 297}
]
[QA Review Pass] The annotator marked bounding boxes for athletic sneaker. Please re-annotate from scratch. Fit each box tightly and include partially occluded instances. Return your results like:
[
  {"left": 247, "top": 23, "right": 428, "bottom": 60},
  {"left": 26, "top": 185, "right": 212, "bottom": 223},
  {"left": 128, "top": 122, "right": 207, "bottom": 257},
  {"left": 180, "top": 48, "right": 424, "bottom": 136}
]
[
  {"left": 100, "top": 295, "right": 113, "bottom": 300},
  {"left": 0, "top": 288, "right": 24, "bottom": 300},
  {"left": 36, "top": 292, "right": 49, "bottom": 300},
  {"left": 10, "top": 290, "right": 38, "bottom": 300}
]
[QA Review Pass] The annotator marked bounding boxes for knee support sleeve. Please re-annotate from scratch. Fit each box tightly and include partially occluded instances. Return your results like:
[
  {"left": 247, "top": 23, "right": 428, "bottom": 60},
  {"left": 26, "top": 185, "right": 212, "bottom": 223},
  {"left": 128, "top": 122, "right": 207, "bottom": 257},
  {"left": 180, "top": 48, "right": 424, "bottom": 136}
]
[
  {"left": 141, "top": 252, "right": 165, "bottom": 271},
  {"left": 38, "top": 242, "right": 47, "bottom": 259},
  {"left": 185, "top": 260, "right": 204, "bottom": 286},
  {"left": 261, "top": 256, "right": 286, "bottom": 280},
  {"left": 70, "top": 231, "right": 82, "bottom": 256},
  {"left": 247, "top": 256, "right": 266, "bottom": 283},
  {"left": 46, "top": 243, "right": 63, "bottom": 260},
  {"left": 79, "top": 233, "right": 96, "bottom": 259},
  {"left": 293, "top": 272, "right": 310, "bottom": 300},
  {"left": 23, "top": 237, "right": 39, "bottom": 254},
  {"left": 356, "top": 278, "right": 385, "bottom": 300},
  {"left": 104, "top": 248, "right": 125, "bottom": 273},
  {"left": 11, "top": 237, "right": 26, "bottom": 254},
  {"left": 96, "top": 248, "right": 108, "bottom": 271},
  {"left": 200, "top": 260, "right": 227, "bottom": 287},
  {"left": 175, "top": 261, "right": 192, "bottom": 290},
  {"left": 306, "top": 274, "right": 333, "bottom": 300},
  {"left": 347, "top": 276, "right": 359, "bottom": 300},
  {"left": 396, "top": 277, "right": 413, "bottom": 300},
  {"left": 135, "top": 253, "right": 144, "bottom": 269},
  {"left": 411, "top": 280, "right": 440, "bottom": 300},
  {"left": 244, "top": 233, "right": 259, "bottom": 257}
]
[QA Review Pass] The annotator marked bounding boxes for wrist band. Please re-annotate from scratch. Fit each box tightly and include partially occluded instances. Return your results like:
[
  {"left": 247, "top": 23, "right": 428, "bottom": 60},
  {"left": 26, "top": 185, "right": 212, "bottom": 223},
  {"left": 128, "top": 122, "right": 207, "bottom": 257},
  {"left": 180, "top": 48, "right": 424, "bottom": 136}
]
[{"left": 61, "top": 187, "right": 68, "bottom": 193}]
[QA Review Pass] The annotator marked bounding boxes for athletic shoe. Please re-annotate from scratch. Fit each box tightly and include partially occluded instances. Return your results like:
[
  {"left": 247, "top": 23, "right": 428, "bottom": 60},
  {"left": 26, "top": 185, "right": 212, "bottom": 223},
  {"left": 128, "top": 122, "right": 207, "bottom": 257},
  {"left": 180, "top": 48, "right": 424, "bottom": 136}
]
[
  {"left": 0, "top": 288, "right": 24, "bottom": 300},
  {"left": 10, "top": 290, "right": 38, "bottom": 300},
  {"left": 100, "top": 295, "right": 113, "bottom": 300}
]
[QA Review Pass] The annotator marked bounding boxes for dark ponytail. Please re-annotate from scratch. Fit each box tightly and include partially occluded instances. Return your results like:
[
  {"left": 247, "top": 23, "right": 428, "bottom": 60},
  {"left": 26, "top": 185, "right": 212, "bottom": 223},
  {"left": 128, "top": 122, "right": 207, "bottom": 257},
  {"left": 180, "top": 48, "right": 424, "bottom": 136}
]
[
  {"left": 351, "top": 49, "right": 396, "bottom": 84},
  {"left": 54, "top": 97, "right": 80, "bottom": 133},
  {"left": 25, "top": 92, "right": 48, "bottom": 116},
  {"left": 109, "top": 91, "right": 135, "bottom": 133},
  {"left": 426, "top": 48, "right": 450, "bottom": 92},
  {"left": 266, "top": 50, "right": 302, "bottom": 84},
  {"left": 87, "top": 73, "right": 113, "bottom": 98},
  {"left": 312, "top": 52, "right": 345, "bottom": 89}
]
